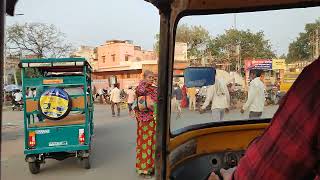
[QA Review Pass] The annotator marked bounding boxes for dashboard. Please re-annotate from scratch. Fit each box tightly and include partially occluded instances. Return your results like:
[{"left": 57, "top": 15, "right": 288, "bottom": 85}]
[{"left": 170, "top": 151, "right": 245, "bottom": 180}]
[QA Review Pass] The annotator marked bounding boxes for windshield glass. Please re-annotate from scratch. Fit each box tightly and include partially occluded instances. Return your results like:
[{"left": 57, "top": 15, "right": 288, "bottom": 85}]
[{"left": 170, "top": 7, "right": 320, "bottom": 133}]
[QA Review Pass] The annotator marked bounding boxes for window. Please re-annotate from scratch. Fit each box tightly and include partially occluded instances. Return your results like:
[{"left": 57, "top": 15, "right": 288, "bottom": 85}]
[
  {"left": 102, "top": 56, "right": 106, "bottom": 63},
  {"left": 112, "top": 54, "right": 116, "bottom": 62},
  {"left": 170, "top": 7, "right": 319, "bottom": 133},
  {"left": 127, "top": 73, "right": 130, "bottom": 78},
  {"left": 125, "top": 55, "right": 129, "bottom": 61}
]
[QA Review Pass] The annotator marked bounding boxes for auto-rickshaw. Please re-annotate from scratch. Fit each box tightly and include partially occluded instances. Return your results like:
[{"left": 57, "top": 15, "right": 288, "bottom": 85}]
[
  {"left": 20, "top": 58, "right": 94, "bottom": 174},
  {"left": 144, "top": 0, "right": 320, "bottom": 179}
]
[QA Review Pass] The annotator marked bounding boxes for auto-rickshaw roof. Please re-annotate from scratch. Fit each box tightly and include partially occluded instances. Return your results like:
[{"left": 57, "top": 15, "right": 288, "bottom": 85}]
[
  {"left": 19, "top": 58, "right": 92, "bottom": 72},
  {"left": 20, "top": 57, "right": 87, "bottom": 64},
  {"left": 147, "top": 0, "right": 320, "bottom": 15}
]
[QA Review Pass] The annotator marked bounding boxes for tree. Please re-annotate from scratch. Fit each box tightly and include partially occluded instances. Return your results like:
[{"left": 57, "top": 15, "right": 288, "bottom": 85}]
[
  {"left": 6, "top": 23, "right": 73, "bottom": 58},
  {"left": 207, "top": 29, "right": 275, "bottom": 69},
  {"left": 287, "top": 18, "right": 320, "bottom": 63},
  {"left": 153, "top": 24, "right": 211, "bottom": 59}
]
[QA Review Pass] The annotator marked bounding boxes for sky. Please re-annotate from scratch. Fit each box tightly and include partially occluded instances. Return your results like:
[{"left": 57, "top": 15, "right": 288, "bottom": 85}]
[{"left": 6, "top": 0, "right": 320, "bottom": 56}]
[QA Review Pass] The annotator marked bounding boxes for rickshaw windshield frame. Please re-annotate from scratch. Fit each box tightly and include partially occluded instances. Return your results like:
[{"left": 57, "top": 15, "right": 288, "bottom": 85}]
[
  {"left": 151, "top": 1, "right": 320, "bottom": 178},
  {"left": 152, "top": 0, "right": 320, "bottom": 137}
]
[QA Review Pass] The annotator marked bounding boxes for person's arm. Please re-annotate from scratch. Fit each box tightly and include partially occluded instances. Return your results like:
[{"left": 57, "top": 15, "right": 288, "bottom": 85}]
[
  {"left": 235, "top": 59, "right": 320, "bottom": 180},
  {"left": 110, "top": 89, "right": 114, "bottom": 102},
  {"left": 242, "top": 84, "right": 256, "bottom": 111},
  {"left": 224, "top": 84, "right": 230, "bottom": 108},
  {"left": 201, "top": 85, "right": 214, "bottom": 110}
]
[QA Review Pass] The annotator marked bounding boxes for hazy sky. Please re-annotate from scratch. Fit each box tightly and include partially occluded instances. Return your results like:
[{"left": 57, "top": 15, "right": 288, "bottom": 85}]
[{"left": 6, "top": 1, "right": 320, "bottom": 55}]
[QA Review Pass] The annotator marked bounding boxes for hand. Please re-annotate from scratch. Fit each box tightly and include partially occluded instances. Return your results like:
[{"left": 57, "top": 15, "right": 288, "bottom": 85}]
[
  {"left": 199, "top": 108, "right": 205, "bottom": 114},
  {"left": 207, "top": 172, "right": 219, "bottom": 180},
  {"left": 240, "top": 109, "right": 244, "bottom": 114},
  {"left": 220, "top": 167, "right": 236, "bottom": 180}
]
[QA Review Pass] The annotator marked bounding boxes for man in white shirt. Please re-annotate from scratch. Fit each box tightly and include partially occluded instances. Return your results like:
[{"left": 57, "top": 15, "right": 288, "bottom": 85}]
[
  {"left": 110, "top": 83, "right": 121, "bottom": 117},
  {"left": 200, "top": 76, "right": 230, "bottom": 121},
  {"left": 126, "top": 87, "right": 135, "bottom": 115},
  {"left": 14, "top": 89, "right": 23, "bottom": 102},
  {"left": 241, "top": 70, "right": 266, "bottom": 119}
]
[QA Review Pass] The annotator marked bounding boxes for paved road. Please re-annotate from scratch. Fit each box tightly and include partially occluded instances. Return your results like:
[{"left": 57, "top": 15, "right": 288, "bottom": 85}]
[
  {"left": 171, "top": 105, "right": 279, "bottom": 132},
  {"left": 1, "top": 104, "right": 279, "bottom": 180},
  {"left": 2, "top": 105, "right": 143, "bottom": 180}
]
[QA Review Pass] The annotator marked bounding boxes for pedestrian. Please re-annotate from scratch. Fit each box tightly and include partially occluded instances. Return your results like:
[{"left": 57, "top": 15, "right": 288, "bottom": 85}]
[
  {"left": 110, "top": 83, "right": 121, "bottom": 117},
  {"left": 98, "top": 88, "right": 104, "bottom": 104},
  {"left": 134, "top": 70, "right": 157, "bottom": 178},
  {"left": 241, "top": 70, "right": 266, "bottom": 119},
  {"left": 13, "top": 89, "right": 22, "bottom": 103},
  {"left": 26, "top": 87, "right": 33, "bottom": 98},
  {"left": 126, "top": 86, "right": 135, "bottom": 116},
  {"left": 187, "top": 86, "right": 196, "bottom": 111},
  {"left": 172, "top": 83, "right": 183, "bottom": 118},
  {"left": 200, "top": 76, "right": 230, "bottom": 121},
  {"left": 181, "top": 85, "right": 188, "bottom": 108}
]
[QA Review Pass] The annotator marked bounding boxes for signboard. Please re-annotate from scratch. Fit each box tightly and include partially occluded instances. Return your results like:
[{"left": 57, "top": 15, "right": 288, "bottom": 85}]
[
  {"left": 245, "top": 59, "right": 272, "bottom": 71},
  {"left": 184, "top": 67, "right": 215, "bottom": 87},
  {"left": 272, "top": 59, "right": 285, "bottom": 70},
  {"left": 43, "top": 79, "right": 64, "bottom": 84},
  {"left": 92, "top": 79, "right": 109, "bottom": 84}
]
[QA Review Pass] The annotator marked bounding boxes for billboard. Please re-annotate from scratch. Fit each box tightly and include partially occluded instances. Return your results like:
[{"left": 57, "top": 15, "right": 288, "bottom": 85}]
[
  {"left": 244, "top": 59, "right": 272, "bottom": 71},
  {"left": 272, "top": 59, "right": 285, "bottom": 70},
  {"left": 245, "top": 59, "right": 286, "bottom": 71}
]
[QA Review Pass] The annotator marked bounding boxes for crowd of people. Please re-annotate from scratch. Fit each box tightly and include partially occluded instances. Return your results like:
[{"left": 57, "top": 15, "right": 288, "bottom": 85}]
[{"left": 170, "top": 69, "right": 267, "bottom": 121}]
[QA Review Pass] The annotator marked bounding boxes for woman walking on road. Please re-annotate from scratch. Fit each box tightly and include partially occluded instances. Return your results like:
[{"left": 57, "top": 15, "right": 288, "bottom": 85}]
[{"left": 134, "top": 70, "right": 157, "bottom": 178}]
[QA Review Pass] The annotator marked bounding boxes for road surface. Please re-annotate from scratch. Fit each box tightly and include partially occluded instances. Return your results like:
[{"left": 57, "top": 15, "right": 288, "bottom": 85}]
[{"left": 1, "top": 104, "right": 279, "bottom": 180}]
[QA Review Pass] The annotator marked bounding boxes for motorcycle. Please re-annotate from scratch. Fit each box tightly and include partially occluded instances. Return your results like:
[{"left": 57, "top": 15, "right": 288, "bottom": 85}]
[{"left": 12, "top": 99, "right": 23, "bottom": 111}]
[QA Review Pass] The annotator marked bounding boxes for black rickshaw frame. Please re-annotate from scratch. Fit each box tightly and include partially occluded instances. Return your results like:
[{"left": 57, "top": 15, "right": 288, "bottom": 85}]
[{"left": 145, "top": 0, "right": 320, "bottom": 179}]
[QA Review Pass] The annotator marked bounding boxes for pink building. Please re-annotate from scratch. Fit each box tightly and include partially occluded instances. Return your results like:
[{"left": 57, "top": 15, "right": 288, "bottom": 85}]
[{"left": 92, "top": 40, "right": 158, "bottom": 91}]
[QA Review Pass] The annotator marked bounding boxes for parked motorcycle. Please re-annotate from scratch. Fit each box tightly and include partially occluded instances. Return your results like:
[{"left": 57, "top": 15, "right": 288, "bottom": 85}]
[{"left": 12, "top": 100, "right": 23, "bottom": 111}]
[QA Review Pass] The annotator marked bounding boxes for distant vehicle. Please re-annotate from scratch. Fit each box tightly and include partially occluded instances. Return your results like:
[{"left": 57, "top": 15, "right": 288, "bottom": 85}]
[
  {"left": 21, "top": 58, "right": 94, "bottom": 174},
  {"left": 280, "top": 72, "right": 300, "bottom": 93}
]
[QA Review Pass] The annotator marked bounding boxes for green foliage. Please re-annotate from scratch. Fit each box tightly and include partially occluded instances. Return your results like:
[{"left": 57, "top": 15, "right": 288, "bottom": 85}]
[
  {"left": 175, "top": 24, "right": 210, "bottom": 58},
  {"left": 6, "top": 23, "right": 73, "bottom": 58},
  {"left": 154, "top": 24, "right": 275, "bottom": 69},
  {"left": 208, "top": 29, "right": 275, "bottom": 60},
  {"left": 287, "top": 18, "right": 320, "bottom": 63},
  {"left": 153, "top": 24, "right": 210, "bottom": 59}
]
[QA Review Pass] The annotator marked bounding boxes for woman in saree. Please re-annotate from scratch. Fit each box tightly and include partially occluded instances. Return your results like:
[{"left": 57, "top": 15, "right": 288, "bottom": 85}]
[
  {"left": 134, "top": 70, "right": 157, "bottom": 178},
  {"left": 181, "top": 84, "right": 188, "bottom": 108}
]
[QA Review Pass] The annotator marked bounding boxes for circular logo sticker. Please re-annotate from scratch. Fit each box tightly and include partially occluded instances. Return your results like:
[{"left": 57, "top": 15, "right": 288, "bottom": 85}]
[{"left": 39, "top": 88, "right": 71, "bottom": 120}]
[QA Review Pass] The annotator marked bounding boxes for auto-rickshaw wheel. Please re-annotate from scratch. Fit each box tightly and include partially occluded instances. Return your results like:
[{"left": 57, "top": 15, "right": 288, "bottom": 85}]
[
  {"left": 28, "top": 162, "right": 40, "bottom": 174},
  {"left": 81, "top": 157, "right": 91, "bottom": 169}
]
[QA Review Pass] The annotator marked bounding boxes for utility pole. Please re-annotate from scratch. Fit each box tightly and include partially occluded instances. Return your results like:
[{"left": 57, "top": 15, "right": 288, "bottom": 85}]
[{"left": 234, "top": 14, "right": 237, "bottom": 30}]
